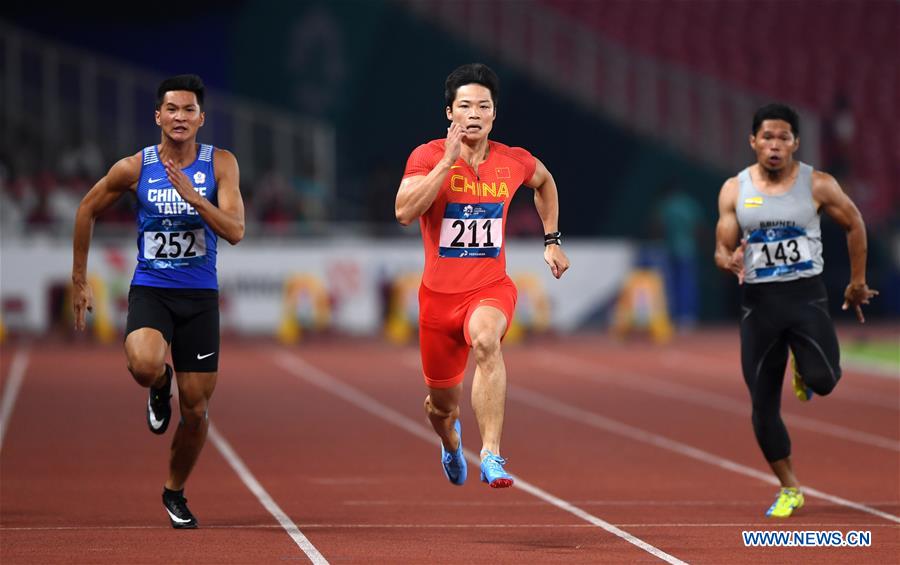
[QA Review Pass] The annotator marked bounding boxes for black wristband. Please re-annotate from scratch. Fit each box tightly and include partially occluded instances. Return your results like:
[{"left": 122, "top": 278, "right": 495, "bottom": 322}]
[{"left": 544, "top": 231, "right": 561, "bottom": 246}]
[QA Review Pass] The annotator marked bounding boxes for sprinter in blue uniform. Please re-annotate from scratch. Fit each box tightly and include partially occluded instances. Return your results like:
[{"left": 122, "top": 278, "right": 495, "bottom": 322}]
[{"left": 72, "top": 75, "right": 245, "bottom": 529}]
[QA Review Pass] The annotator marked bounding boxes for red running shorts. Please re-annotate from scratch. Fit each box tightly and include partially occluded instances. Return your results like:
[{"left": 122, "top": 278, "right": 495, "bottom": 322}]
[{"left": 417, "top": 275, "right": 517, "bottom": 389}]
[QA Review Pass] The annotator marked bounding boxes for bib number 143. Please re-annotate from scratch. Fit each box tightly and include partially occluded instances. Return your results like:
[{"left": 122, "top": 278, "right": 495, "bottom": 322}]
[
  {"left": 759, "top": 239, "right": 801, "bottom": 266},
  {"left": 747, "top": 227, "right": 813, "bottom": 279}
]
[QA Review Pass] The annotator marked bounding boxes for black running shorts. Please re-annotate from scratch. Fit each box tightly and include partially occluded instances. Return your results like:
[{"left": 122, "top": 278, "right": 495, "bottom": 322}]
[{"left": 125, "top": 285, "right": 220, "bottom": 372}]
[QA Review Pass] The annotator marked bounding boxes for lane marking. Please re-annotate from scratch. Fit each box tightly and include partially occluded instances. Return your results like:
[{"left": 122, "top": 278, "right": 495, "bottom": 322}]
[
  {"left": 342, "top": 499, "right": 900, "bottom": 507},
  {"left": 404, "top": 348, "right": 898, "bottom": 522},
  {"left": 2, "top": 522, "right": 896, "bottom": 531},
  {"left": 0, "top": 348, "right": 30, "bottom": 453},
  {"left": 536, "top": 349, "right": 900, "bottom": 452},
  {"left": 510, "top": 385, "right": 900, "bottom": 525},
  {"left": 273, "top": 350, "right": 687, "bottom": 565},
  {"left": 1, "top": 346, "right": 324, "bottom": 564},
  {"left": 208, "top": 422, "right": 328, "bottom": 564}
]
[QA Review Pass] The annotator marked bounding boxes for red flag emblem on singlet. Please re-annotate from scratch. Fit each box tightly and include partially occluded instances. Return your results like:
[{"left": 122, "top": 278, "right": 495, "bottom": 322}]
[{"left": 496, "top": 167, "right": 510, "bottom": 178}]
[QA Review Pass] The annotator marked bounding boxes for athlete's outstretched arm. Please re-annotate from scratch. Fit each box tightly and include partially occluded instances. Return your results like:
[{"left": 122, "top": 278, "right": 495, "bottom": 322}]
[
  {"left": 72, "top": 154, "right": 141, "bottom": 330},
  {"left": 812, "top": 171, "right": 878, "bottom": 322},
  {"left": 526, "top": 158, "right": 570, "bottom": 279},
  {"left": 395, "top": 124, "right": 465, "bottom": 225},
  {"left": 714, "top": 177, "right": 746, "bottom": 283},
  {"left": 164, "top": 149, "right": 244, "bottom": 245}
]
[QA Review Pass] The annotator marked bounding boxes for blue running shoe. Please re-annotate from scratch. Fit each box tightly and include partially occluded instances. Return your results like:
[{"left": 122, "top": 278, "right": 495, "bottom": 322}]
[
  {"left": 480, "top": 450, "right": 513, "bottom": 488},
  {"left": 441, "top": 419, "right": 466, "bottom": 485}
]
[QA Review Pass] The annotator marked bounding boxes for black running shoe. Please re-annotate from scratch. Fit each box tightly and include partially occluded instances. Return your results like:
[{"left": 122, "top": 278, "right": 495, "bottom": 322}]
[
  {"left": 147, "top": 364, "right": 173, "bottom": 435},
  {"left": 162, "top": 488, "right": 198, "bottom": 529}
]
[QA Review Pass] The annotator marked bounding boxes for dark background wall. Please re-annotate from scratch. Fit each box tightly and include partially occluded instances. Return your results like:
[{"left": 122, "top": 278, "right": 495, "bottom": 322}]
[{"left": 5, "top": 1, "right": 895, "bottom": 321}]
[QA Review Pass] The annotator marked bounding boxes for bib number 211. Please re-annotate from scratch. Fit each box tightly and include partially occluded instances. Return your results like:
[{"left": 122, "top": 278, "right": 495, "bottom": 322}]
[{"left": 450, "top": 219, "right": 495, "bottom": 248}]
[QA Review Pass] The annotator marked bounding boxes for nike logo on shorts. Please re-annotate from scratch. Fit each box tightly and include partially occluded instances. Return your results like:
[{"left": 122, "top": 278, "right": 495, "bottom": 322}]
[{"left": 197, "top": 352, "right": 216, "bottom": 360}]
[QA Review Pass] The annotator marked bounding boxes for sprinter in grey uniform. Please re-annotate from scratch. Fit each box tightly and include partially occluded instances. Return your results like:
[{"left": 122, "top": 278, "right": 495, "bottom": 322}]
[{"left": 714, "top": 103, "right": 878, "bottom": 518}]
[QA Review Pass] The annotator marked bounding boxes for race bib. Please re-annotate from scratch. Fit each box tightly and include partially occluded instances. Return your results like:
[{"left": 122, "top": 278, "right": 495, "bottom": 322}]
[
  {"left": 142, "top": 217, "right": 207, "bottom": 269},
  {"left": 439, "top": 202, "right": 503, "bottom": 258},
  {"left": 746, "top": 226, "right": 813, "bottom": 278}
]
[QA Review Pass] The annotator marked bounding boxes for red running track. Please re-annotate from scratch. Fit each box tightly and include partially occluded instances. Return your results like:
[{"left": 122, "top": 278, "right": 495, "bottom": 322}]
[{"left": 1, "top": 330, "right": 898, "bottom": 563}]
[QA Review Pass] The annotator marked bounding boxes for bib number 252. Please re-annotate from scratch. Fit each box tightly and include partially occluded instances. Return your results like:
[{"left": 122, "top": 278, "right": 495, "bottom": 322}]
[
  {"left": 153, "top": 231, "right": 196, "bottom": 258},
  {"left": 143, "top": 229, "right": 206, "bottom": 261}
]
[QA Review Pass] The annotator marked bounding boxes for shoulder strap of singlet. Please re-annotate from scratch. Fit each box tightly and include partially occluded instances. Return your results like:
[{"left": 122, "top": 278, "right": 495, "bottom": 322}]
[
  {"left": 142, "top": 145, "right": 159, "bottom": 165},
  {"left": 736, "top": 167, "right": 752, "bottom": 200},
  {"left": 796, "top": 162, "right": 813, "bottom": 195}
]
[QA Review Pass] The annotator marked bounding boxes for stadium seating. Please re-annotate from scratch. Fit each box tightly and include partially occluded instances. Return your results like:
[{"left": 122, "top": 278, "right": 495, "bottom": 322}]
[{"left": 540, "top": 0, "right": 897, "bottom": 222}]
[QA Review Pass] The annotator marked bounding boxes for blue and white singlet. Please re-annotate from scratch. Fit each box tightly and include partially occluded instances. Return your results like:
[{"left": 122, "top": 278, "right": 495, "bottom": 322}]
[{"left": 131, "top": 144, "right": 218, "bottom": 290}]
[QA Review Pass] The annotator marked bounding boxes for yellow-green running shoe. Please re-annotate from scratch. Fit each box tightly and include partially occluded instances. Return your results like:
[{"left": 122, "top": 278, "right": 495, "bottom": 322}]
[
  {"left": 766, "top": 487, "right": 805, "bottom": 518},
  {"left": 791, "top": 353, "right": 812, "bottom": 402}
]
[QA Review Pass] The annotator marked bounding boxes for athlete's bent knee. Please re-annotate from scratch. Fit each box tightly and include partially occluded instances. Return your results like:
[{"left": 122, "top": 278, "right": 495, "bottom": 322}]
[
  {"left": 471, "top": 332, "right": 501, "bottom": 361},
  {"left": 807, "top": 369, "right": 839, "bottom": 396},
  {"left": 128, "top": 359, "right": 164, "bottom": 388}
]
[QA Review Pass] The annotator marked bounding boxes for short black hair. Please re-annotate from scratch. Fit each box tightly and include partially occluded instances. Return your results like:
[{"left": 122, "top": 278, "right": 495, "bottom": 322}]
[
  {"left": 445, "top": 63, "right": 499, "bottom": 108},
  {"left": 156, "top": 74, "right": 205, "bottom": 109},
  {"left": 752, "top": 103, "right": 799, "bottom": 137}
]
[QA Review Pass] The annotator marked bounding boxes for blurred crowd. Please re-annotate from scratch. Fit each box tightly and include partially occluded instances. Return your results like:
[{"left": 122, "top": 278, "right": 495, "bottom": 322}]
[
  {"left": 0, "top": 141, "right": 330, "bottom": 237},
  {"left": 0, "top": 132, "right": 549, "bottom": 238},
  {"left": 3, "top": 91, "right": 893, "bottom": 238}
]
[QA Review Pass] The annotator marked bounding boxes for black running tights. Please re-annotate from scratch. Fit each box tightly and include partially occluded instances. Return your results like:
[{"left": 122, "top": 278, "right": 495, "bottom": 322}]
[{"left": 739, "top": 276, "right": 842, "bottom": 462}]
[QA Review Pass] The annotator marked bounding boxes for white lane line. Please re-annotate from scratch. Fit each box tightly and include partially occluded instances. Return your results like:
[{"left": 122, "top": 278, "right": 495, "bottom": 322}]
[
  {"left": 536, "top": 349, "right": 900, "bottom": 452},
  {"left": 273, "top": 350, "right": 687, "bottom": 565},
  {"left": 510, "top": 385, "right": 900, "bottom": 525},
  {"left": 208, "top": 422, "right": 328, "bottom": 565},
  {"left": 0, "top": 347, "right": 30, "bottom": 453},
  {"left": 2, "top": 522, "right": 896, "bottom": 531},
  {"left": 343, "top": 499, "right": 900, "bottom": 507}
]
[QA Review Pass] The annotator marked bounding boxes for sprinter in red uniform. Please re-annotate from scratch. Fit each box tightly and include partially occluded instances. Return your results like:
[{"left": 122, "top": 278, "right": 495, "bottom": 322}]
[{"left": 395, "top": 63, "right": 570, "bottom": 488}]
